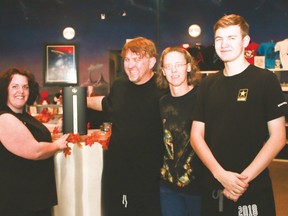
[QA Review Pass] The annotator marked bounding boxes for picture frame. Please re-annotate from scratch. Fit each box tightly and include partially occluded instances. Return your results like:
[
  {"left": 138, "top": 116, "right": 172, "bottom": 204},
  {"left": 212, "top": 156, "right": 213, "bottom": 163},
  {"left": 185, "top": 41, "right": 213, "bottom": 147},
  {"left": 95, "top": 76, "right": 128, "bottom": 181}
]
[{"left": 44, "top": 44, "right": 78, "bottom": 86}]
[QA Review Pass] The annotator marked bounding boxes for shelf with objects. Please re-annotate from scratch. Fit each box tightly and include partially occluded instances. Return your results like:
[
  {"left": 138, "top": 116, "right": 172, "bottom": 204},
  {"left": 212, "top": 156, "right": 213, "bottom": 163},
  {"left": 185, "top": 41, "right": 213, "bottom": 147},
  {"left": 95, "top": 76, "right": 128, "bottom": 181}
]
[{"left": 269, "top": 68, "right": 288, "bottom": 92}]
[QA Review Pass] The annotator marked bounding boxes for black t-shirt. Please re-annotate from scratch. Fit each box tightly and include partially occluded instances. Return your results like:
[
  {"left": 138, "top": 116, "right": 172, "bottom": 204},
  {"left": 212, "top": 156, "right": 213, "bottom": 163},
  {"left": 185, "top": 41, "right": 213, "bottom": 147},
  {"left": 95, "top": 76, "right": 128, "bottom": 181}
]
[
  {"left": 194, "top": 65, "right": 288, "bottom": 189},
  {"left": 159, "top": 86, "right": 201, "bottom": 194},
  {"left": 101, "top": 75, "right": 168, "bottom": 192}
]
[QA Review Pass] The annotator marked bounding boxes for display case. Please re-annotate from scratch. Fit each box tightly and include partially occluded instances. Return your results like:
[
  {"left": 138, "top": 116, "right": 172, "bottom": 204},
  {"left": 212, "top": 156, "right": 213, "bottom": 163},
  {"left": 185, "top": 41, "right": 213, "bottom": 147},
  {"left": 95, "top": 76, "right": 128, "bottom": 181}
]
[{"left": 26, "top": 104, "right": 63, "bottom": 132}]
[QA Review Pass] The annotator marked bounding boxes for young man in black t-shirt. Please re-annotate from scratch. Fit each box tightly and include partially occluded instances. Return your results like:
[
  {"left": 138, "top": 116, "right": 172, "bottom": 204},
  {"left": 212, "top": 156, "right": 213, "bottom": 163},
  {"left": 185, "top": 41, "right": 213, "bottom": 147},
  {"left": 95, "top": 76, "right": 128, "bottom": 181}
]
[{"left": 191, "top": 14, "right": 288, "bottom": 216}]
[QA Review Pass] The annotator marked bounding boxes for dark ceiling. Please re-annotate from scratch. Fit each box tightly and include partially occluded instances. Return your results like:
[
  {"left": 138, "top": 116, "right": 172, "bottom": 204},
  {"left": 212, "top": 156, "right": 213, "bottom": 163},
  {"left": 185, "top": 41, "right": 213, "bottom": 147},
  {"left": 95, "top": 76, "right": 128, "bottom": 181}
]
[
  {"left": 1, "top": 0, "right": 287, "bottom": 48},
  {"left": 0, "top": 0, "right": 287, "bottom": 86}
]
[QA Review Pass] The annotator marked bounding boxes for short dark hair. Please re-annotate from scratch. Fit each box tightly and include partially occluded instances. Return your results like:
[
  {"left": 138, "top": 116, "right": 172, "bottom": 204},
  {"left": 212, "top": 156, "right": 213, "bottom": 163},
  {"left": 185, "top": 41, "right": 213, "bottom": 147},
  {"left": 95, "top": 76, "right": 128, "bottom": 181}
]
[{"left": 0, "top": 67, "right": 39, "bottom": 109}]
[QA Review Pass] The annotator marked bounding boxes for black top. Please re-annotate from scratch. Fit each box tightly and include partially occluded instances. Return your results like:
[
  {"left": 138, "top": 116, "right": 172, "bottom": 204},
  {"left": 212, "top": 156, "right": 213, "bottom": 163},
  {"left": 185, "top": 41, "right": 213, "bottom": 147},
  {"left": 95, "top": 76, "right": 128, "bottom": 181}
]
[
  {"left": 101, "top": 75, "right": 167, "bottom": 192},
  {"left": 159, "top": 86, "right": 201, "bottom": 194},
  {"left": 193, "top": 64, "right": 288, "bottom": 190},
  {"left": 0, "top": 106, "right": 57, "bottom": 211}
]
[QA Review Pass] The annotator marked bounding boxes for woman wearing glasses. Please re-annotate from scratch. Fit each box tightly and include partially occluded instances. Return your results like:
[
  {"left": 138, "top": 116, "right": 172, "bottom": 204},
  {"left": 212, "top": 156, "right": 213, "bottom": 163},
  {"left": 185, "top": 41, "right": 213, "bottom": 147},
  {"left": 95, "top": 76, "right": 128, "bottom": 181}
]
[{"left": 156, "top": 47, "right": 202, "bottom": 216}]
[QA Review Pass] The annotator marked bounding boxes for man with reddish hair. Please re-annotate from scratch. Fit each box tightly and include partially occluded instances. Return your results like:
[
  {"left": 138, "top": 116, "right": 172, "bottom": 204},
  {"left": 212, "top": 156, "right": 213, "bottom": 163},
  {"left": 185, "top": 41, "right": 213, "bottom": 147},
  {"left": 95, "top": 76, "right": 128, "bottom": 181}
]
[{"left": 87, "top": 37, "right": 167, "bottom": 216}]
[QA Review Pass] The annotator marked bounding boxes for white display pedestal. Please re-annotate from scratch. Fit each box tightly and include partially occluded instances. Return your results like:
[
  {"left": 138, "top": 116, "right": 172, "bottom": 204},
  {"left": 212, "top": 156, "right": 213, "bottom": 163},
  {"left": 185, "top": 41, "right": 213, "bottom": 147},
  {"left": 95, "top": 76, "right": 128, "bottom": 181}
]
[{"left": 52, "top": 140, "right": 103, "bottom": 216}]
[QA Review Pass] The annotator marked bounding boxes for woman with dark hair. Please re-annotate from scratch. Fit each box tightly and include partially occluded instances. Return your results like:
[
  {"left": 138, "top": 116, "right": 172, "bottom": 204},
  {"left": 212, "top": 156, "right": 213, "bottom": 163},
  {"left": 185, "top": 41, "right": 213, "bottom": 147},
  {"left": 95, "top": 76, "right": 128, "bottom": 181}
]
[
  {"left": 0, "top": 67, "right": 39, "bottom": 108},
  {"left": 0, "top": 67, "right": 69, "bottom": 216}
]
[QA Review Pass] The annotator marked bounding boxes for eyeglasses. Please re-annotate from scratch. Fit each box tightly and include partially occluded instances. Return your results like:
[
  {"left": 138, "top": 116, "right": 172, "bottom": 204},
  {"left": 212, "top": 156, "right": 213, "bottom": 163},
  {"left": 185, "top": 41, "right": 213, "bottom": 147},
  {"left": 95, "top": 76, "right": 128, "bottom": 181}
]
[{"left": 162, "top": 63, "right": 187, "bottom": 71}]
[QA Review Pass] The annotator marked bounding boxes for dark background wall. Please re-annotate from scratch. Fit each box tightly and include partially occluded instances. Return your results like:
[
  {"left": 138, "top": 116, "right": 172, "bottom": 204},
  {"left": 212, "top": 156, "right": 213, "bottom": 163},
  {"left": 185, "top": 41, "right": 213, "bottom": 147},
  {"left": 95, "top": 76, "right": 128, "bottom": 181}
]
[{"left": 0, "top": 0, "right": 287, "bottom": 95}]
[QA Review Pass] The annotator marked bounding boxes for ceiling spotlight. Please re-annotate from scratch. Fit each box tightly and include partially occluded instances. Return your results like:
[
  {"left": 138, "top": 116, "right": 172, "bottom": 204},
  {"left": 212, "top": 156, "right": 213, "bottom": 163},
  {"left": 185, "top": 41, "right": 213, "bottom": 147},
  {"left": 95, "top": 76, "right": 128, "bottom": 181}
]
[
  {"left": 101, "top": 13, "right": 106, "bottom": 20},
  {"left": 63, "top": 27, "right": 75, "bottom": 40},
  {"left": 188, "top": 24, "right": 201, "bottom": 38}
]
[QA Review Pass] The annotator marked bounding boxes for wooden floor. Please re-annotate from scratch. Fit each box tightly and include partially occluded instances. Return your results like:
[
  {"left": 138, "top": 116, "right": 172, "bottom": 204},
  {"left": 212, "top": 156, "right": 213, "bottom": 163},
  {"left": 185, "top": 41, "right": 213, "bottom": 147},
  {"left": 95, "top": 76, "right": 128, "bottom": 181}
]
[{"left": 269, "top": 159, "right": 288, "bottom": 216}]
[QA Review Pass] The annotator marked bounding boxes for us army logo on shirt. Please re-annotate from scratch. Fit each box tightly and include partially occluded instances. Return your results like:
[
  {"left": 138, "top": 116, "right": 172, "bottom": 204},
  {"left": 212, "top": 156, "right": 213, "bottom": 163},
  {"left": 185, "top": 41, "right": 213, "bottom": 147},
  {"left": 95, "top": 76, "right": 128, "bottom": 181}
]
[{"left": 237, "top": 89, "right": 248, "bottom": 101}]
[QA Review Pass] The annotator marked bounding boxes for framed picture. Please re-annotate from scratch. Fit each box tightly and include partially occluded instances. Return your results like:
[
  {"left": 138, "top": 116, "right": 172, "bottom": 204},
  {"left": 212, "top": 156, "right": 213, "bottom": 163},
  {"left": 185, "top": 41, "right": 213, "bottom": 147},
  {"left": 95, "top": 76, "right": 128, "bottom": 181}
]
[{"left": 44, "top": 44, "right": 78, "bottom": 86}]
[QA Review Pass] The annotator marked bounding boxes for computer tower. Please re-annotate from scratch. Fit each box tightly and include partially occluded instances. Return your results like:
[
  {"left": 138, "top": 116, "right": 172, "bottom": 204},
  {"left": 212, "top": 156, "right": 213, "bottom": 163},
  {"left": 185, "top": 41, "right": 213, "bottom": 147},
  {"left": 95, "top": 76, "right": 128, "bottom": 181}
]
[{"left": 62, "top": 86, "right": 87, "bottom": 135}]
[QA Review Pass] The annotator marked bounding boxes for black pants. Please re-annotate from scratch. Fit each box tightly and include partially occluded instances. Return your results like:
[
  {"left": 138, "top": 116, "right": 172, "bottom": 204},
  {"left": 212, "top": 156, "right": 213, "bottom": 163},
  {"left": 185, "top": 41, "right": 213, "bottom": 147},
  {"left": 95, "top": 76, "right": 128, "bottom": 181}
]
[
  {"left": 102, "top": 181, "right": 162, "bottom": 216},
  {"left": 201, "top": 186, "right": 276, "bottom": 216}
]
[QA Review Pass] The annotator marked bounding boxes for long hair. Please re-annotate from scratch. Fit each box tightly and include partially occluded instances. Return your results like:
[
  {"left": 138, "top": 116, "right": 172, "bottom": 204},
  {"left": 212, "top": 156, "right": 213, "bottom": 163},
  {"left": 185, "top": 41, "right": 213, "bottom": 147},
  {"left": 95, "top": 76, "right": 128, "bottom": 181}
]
[
  {"left": 156, "top": 47, "right": 200, "bottom": 89},
  {"left": 0, "top": 67, "right": 39, "bottom": 109}
]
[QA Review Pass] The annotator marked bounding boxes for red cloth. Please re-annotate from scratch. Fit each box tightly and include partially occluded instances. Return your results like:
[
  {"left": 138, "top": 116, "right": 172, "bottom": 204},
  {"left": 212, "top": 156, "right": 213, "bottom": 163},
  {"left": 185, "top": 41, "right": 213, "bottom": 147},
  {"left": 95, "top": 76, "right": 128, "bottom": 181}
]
[{"left": 245, "top": 41, "right": 259, "bottom": 64}]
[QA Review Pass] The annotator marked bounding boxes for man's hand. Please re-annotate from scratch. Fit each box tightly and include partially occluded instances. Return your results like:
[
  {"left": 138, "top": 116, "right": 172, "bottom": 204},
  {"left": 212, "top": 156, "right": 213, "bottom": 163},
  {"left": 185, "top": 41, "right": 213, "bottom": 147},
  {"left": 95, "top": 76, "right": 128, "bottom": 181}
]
[{"left": 215, "top": 170, "right": 249, "bottom": 202}]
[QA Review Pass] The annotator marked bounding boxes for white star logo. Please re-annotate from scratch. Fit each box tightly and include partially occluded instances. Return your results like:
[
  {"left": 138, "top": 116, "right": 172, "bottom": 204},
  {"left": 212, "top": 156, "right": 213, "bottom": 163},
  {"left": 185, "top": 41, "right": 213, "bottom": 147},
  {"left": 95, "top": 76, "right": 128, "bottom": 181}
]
[{"left": 237, "top": 89, "right": 248, "bottom": 101}]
